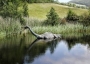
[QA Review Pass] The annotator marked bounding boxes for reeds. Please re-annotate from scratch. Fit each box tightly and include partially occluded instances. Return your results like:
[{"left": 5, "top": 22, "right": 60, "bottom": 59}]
[
  {"left": 0, "top": 17, "right": 90, "bottom": 38},
  {"left": 0, "top": 17, "right": 21, "bottom": 35},
  {"left": 32, "top": 23, "right": 84, "bottom": 37}
]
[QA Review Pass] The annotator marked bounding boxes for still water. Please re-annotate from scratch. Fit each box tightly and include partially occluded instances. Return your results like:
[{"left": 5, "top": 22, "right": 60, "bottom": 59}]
[{"left": 0, "top": 34, "right": 90, "bottom": 64}]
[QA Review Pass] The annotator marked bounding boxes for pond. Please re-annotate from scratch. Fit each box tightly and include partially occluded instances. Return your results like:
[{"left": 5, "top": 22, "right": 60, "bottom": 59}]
[{"left": 0, "top": 34, "right": 90, "bottom": 64}]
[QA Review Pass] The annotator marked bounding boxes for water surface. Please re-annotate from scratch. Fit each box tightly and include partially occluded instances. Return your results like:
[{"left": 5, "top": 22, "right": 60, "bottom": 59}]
[{"left": 0, "top": 34, "right": 90, "bottom": 64}]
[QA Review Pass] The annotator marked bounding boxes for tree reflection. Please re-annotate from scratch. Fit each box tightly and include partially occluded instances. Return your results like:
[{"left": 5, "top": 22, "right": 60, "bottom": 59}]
[
  {"left": 65, "top": 35, "right": 90, "bottom": 50},
  {"left": 0, "top": 34, "right": 60, "bottom": 64},
  {"left": 46, "top": 39, "right": 59, "bottom": 54}
]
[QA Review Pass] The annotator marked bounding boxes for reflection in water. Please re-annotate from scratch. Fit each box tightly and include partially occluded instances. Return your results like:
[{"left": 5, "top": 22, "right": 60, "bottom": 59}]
[
  {"left": 23, "top": 38, "right": 60, "bottom": 64},
  {"left": 0, "top": 35, "right": 90, "bottom": 64}
]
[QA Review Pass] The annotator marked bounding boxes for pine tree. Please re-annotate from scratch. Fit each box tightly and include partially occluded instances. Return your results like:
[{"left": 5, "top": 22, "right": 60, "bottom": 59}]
[{"left": 45, "top": 7, "right": 59, "bottom": 26}]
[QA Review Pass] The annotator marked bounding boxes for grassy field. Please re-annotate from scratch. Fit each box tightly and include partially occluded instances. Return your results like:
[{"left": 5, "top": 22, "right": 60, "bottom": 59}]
[{"left": 28, "top": 3, "right": 88, "bottom": 20}]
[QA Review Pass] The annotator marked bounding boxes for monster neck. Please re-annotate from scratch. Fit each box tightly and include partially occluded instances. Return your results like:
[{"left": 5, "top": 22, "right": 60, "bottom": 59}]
[{"left": 28, "top": 27, "right": 39, "bottom": 38}]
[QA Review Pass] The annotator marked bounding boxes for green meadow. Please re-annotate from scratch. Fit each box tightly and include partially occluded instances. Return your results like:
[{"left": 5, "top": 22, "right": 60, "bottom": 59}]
[{"left": 28, "top": 3, "right": 88, "bottom": 19}]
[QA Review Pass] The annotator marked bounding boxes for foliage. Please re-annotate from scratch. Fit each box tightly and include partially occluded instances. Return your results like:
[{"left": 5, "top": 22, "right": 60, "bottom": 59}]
[
  {"left": 0, "top": 0, "right": 29, "bottom": 18},
  {"left": 44, "top": 7, "right": 60, "bottom": 26},
  {"left": 59, "top": 3, "right": 88, "bottom": 9},
  {"left": 19, "top": 15, "right": 26, "bottom": 25},
  {"left": 32, "top": 23, "right": 84, "bottom": 37},
  {"left": 23, "top": 1, "right": 29, "bottom": 17},
  {"left": 0, "top": 17, "right": 21, "bottom": 34},
  {"left": 0, "top": 2, "right": 19, "bottom": 18},
  {"left": 79, "top": 10, "right": 90, "bottom": 26},
  {"left": 66, "top": 9, "right": 79, "bottom": 22},
  {"left": 26, "top": 0, "right": 54, "bottom": 3}
]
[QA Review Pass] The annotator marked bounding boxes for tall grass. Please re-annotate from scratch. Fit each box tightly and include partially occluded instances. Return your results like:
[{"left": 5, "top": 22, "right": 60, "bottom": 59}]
[
  {"left": 0, "top": 17, "right": 90, "bottom": 38},
  {"left": 32, "top": 23, "right": 84, "bottom": 37},
  {"left": 0, "top": 17, "right": 21, "bottom": 35},
  {"left": 24, "top": 17, "right": 43, "bottom": 26}
]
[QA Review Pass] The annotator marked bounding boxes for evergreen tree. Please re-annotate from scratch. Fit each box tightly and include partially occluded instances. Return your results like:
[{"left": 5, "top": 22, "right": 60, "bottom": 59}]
[{"left": 45, "top": 7, "right": 60, "bottom": 26}]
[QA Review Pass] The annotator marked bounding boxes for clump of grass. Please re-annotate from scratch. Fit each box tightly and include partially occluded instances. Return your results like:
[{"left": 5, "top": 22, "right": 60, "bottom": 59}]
[
  {"left": 0, "top": 17, "right": 21, "bottom": 35},
  {"left": 0, "top": 32, "right": 6, "bottom": 39},
  {"left": 24, "top": 17, "right": 43, "bottom": 27}
]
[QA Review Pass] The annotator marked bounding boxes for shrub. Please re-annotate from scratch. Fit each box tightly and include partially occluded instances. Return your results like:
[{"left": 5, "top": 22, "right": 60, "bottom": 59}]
[
  {"left": 44, "top": 7, "right": 60, "bottom": 26},
  {"left": 61, "top": 18, "right": 66, "bottom": 24},
  {"left": 66, "top": 9, "right": 79, "bottom": 22},
  {"left": 79, "top": 12, "right": 90, "bottom": 26}
]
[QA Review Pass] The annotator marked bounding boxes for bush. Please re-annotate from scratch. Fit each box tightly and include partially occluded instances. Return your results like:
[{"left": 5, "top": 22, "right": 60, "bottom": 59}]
[
  {"left": 66, "top": 9, "right": 79, "bottom": 22},
  {"left": 44, "top": 7, "right": 60, "bottom": 26},
  {"left": 61, "top": 18, "right": 66, "bottom": 24},
  {"left": 79, "top": 12, "right": 90, "bottom": 26}
]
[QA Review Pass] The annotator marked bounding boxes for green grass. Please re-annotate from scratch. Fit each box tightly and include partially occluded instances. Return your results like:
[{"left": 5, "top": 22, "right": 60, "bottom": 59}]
[
  {"left": 0, "top": 32, "right": 6, "bottom": 39},
  {"left": 28, "top": 3, "right": 88, "bottom": 20},
  {"left": 0, "top": 17, "right": 21, "bottom": 35},
  {"left": 30, "top": 23, "right": 86, "bottom": 37},
  {"left": 0, "top": 16, "right": 90, "bottom": 38}
]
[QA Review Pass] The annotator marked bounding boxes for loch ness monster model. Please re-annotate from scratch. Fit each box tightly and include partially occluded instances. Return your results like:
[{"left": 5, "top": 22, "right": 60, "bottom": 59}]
[{"left": 24, "top": 26, "right": 61, "bottom": 39}]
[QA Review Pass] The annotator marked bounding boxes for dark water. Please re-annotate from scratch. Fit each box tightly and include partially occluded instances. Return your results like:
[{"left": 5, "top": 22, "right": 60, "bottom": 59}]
[{"left": 0, "top": 34, "right": 90, "bottom": 64}]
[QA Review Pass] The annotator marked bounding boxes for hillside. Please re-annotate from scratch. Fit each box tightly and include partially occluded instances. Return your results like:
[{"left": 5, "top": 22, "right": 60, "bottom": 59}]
[
  {"left": 70, "top": 0, "right": 90, "bottom": 6},
  {"left": 28, "top": 3, "right": 88, "bottom": 20}
]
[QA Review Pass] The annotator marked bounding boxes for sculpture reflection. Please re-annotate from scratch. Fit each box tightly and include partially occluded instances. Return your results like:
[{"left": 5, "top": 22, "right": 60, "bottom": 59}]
[
  {"left": 0, "top": 34, "right": 90, "bottom": 64},
  {"left": 23, "top": 38, "right": 60, "bottom": 64}
]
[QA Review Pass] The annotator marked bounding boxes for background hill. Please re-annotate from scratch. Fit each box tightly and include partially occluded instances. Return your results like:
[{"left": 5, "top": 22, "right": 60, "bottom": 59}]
[
  {"left": 28, "top": 3, "right": 88, "bottom": 20},
  {"left": 70, "top": 0, "right": 90, "bottom": 7}
]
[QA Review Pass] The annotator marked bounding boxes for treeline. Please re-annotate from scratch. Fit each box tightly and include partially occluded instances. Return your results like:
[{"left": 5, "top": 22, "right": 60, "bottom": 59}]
[
  {"left": 61, "top": 3, "right": 88, "bottom": 9},
  {"left": 0, "top": 0, "right": 55, "bottom": 18},
  {"left": 55, "top": 2, "right": 89, "bottom": 9},
  {"left": 0, "top": 0, "right": 54, "bottom": 5},
  {"left": 26, "top": 0, "right": 54, "bottom": 3}
]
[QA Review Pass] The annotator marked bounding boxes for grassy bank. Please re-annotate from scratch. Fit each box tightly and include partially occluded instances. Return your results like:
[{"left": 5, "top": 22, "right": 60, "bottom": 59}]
[
  {"left": 32, "top": 23, "right": 85, "bottom": 37},
  {"left": 0, "top": 17, "right": 21, "bottom": 35},
  {"left": 0, "top": 17, "right": 90, "bottom": 38}
]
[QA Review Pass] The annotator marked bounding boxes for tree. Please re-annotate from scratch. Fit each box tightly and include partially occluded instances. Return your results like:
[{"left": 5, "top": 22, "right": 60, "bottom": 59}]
[
  {"left": 45, "top": 7, "right": 60, "bottom": 26},
  {"left": 23, "top": 1, "right": 29, "bottom": 17},
  {"left": 66, "top": 9, "right": 79, "bottom": 22},
  {"left": 0, "top": 1, "right": 22, "bottom": 18}
]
